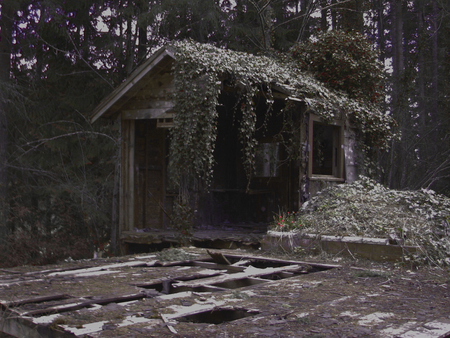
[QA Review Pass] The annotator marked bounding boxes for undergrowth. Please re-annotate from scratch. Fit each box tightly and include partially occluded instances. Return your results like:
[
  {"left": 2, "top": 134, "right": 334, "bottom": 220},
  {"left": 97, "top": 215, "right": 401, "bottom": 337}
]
[
  {"left": 0, "top": 229, "right": 91, "bottom": 267},
  {"left": 155, "top": 248, "right": 197, "bottom": 262},
  {"left": 270, "top": 176, "right": 450, "bottom": 266}
]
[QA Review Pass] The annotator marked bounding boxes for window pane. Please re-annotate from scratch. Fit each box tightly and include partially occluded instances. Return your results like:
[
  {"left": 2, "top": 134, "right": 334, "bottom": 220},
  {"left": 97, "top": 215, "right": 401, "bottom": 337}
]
[{"left": 312, "top": 124, "right": 334, "bottom": 175}]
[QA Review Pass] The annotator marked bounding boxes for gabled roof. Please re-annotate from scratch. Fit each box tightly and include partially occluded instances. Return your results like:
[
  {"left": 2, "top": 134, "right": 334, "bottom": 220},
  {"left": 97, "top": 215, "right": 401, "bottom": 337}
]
[
  {"left": 91, "top": 41, "right": 343, "bottom": 125},
  {"left": 90, "top": 47, "right": 175, "bottom": 123},
  {"left": 90, "top": 40, "right": 395, "bottom": 150}
]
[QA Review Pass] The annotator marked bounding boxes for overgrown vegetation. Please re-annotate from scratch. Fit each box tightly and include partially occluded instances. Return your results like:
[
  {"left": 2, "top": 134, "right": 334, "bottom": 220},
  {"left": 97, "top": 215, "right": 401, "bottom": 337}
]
[
  {"left": 290, "top": 31, "right": 395, "bottom": 151},
  {"left": 0, "top": 226, "right": 91, "bottom": 268},
  {"left": 155, "top": 248, "right": 197, "bottom": 262},
  {"left": 169, "top": 38, "right": 396, "bottom": 190},
  {"left": 270, "top": 176, "right": 450, "bottom": 266}
]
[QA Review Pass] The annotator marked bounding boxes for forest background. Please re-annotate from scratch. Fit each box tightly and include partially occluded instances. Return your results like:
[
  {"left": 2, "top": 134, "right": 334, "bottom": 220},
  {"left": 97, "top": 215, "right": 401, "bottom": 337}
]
[{"left": 0, "top": 0, "right": 449, "bottom": 267}]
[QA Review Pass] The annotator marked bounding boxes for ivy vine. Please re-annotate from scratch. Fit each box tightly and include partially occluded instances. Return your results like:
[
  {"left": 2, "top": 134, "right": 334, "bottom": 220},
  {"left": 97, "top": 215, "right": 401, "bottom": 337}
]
[{"left": 168, "top": 39, "right": 397, "bottom": 192}]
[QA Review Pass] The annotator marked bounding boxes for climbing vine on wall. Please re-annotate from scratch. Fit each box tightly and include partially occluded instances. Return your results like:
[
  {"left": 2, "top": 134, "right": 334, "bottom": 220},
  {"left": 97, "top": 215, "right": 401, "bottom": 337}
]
[{"left": 169, "top": 40, "right": 397, "bottom": 191}]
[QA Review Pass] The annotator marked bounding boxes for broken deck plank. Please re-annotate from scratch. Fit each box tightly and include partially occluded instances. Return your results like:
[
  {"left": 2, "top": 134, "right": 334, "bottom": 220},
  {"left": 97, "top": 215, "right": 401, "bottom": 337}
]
[
  {"left": 222, "top": 253, "right": 341, "bottom": 270},
  {"left": 172, "top": 264, "right": 303, "bottom": 289},
  {"left": 22, "top": 293, "right": 146, "bottom": 317},
  {"left": 207, "top": 250, "right": 232, "bottom": 265},
  {"left": 2, "top": 294, "right": 73, "bottom": 308}
]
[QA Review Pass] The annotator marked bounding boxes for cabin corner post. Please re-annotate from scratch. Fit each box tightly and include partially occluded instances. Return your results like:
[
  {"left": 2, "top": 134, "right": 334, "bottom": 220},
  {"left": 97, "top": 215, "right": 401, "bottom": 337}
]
[
  {"left": 119, "top": 119, "right": 135, "bottom": 253},
  {"left": 110, "top": 117, "right": 121, "bottom": 256}
]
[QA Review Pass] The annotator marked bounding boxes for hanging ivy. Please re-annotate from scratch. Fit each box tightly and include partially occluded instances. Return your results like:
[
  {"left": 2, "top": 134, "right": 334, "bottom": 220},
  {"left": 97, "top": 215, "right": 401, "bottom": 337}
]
[{"left": 168, "top": 39, "right": 397, "bottom": 191}]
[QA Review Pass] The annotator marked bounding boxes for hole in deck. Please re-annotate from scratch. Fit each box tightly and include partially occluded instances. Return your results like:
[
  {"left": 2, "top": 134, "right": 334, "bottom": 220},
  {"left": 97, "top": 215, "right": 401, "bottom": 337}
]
[
  {"left": 137, "top": 255, "right": 333, "bottom": 294},
  {"left": 192, "top": 239, "right": 260, "bottom": 250},
  {"left": 177, "top": 308, "right": 259, "bottom": 324},
  {"left": 211, "top": 277, "right": 267, "bottom": 289},
  {"left": 139, "top": 281, "right": 224, "bottom": 294}
]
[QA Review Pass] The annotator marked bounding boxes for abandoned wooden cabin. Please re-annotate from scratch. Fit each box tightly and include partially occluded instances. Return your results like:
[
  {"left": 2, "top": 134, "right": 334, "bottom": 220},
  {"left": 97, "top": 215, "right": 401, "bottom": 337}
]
[{"left": 91, "top": 41, "right": 363, "bottom": 253}]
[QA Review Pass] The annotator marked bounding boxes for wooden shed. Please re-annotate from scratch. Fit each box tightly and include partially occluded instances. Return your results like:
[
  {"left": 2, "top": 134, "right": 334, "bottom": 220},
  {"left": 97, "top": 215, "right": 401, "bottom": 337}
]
[{"left": 91, "top": 41, "right": 361, "bottom": 253}]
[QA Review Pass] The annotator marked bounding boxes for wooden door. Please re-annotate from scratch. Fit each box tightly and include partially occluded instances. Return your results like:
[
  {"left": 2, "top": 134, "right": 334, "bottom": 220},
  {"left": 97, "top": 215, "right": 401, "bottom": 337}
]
[{"left": 134, "top": 120, "right": 166, "bottom": 229}]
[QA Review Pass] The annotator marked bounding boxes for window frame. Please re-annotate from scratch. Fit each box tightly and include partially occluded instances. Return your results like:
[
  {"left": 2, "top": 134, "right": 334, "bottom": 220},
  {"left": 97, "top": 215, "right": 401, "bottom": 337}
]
[{"left": 308, "top": 114, "right": 345, "bottom": 182}]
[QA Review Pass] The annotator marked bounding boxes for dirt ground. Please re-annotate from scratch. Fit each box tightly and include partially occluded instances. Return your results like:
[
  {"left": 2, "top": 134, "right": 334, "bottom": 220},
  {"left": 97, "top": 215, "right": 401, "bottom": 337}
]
[{"left": 1, "top": 248, "right": 450, "bottom": 338}]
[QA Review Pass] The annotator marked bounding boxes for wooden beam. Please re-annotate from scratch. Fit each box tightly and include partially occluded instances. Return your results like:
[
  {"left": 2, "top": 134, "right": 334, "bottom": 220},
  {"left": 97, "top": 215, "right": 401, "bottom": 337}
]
[
  {"left": 122, "top": 108, "right": 174, "bottom": 120},
  {"left": 122, "top": 100, "right": 175, "bottom": 110}
]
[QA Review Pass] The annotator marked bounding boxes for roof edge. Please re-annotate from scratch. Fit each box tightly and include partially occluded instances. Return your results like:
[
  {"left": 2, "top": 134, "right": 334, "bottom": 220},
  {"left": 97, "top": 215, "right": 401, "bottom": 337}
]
[{"left": 90, "top": 46, "right": 176, "bottom": 124}]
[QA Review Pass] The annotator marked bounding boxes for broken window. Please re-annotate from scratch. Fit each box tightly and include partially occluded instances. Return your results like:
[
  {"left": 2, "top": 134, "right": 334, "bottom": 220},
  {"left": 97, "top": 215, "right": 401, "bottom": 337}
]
[{"left": 308, "top": 114, "right": 343, "bottom": 179}]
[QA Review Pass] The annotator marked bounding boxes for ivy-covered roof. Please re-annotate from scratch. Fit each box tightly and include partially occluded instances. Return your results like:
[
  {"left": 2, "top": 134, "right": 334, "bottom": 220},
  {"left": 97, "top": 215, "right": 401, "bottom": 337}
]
[
  {"left": 171, "top": 40, "right": 343, "bottom": 121},
  {"left": 170, "top": 40, "right": 396, "bottom": 144}
]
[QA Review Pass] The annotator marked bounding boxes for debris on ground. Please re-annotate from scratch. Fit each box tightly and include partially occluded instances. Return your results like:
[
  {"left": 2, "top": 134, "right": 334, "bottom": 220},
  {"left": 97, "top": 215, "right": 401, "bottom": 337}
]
[{"left": 1, "top": 248, "right": 449, "bottom": 337}]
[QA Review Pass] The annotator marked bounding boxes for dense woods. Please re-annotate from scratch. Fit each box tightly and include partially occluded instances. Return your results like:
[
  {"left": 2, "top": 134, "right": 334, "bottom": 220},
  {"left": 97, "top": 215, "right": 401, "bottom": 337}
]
[{"left": 0, "top": 0, "right": 449, "bottom": 266}]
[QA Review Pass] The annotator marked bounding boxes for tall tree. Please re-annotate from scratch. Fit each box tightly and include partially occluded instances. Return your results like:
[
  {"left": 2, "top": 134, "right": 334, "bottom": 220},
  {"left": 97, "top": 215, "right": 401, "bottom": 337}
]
[{"left": 0, "top": 0, "right": 15, "bottom": 243}]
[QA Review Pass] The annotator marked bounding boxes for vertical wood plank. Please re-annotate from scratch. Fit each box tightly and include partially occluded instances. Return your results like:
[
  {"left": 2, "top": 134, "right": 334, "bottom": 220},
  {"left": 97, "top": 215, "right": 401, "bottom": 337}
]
[{"left": 128, "top": 120, "right": 135, "bottom": 232}]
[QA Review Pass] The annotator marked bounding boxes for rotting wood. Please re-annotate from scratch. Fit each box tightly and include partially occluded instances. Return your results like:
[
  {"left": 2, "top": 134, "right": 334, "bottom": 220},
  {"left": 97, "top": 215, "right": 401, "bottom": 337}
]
[
  {"left": 47, "top": 260, "right": 152, "bottom": 277},
  {"left": 222, "top": 253, "right": 341, "bottom": 270},
  {"left": 0, "top": 269, "right": 23, "bottom": 274},
  {"left": 192, "top": 261, "right": 246, "bottom": 273},
  {"left": 160, "top": 313, "right": 178, "bottom": 334},
  {"left": 122, "top": 108, "right": 174, "bottom": 120},
  {"left": 131, "top": 269, "right": 225, "bottom": 288},
  {"left": 231, "top": 260, "right": 251, "bottom": 267},
  {"left": 172, "top": 265, "right": 303, "bottom": 289},
  {"left": 207, "top": 250, "right": 231, "bottom": 265},
  {"left": 24, "top": 265, "right": 94, "bottom": 276},
  {"left": 2, "top": 294, "right": 73, "bottom": 308},
  {"left": 123, "top": 99, "right": 174, "bottom": 110},
  {"left": 22, "top": 293, "right": 147, "bottom": 317}
]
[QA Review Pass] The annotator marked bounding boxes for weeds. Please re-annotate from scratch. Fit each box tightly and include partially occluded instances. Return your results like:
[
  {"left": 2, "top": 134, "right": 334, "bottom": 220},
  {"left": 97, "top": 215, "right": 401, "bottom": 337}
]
[
  {"left": 270, "top": 211, "right": 304, "bottom": 232},
  {"left": 155, "top": 248, "right": 196, "bottom": 262}
]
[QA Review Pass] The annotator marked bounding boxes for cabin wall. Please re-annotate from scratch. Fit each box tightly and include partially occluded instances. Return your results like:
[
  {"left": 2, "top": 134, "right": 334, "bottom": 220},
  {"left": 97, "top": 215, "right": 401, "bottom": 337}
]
[
  {"left": 117, "top": 74, "right": 363, "bottom": 235},
  {"left": 195, "top": 94, "right": 300, "bottom": 225},
  {"left": 344, "top": 126, "right": 361, "bottom": 183}
]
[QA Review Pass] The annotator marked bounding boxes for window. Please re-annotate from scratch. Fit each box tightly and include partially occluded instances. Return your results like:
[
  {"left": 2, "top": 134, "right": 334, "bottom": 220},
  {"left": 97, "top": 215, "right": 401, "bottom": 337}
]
[
  {"left": 255, "top": 143, "right": 280, "bottom": 177},
  {"left": 308, "top": 114, "right": 344, "bottom": 180}
]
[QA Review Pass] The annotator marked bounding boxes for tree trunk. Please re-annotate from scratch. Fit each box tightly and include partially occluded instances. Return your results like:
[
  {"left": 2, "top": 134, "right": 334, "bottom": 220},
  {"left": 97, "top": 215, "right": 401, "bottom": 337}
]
[
  {"left": 431, "top": 1, "right": 439, "bottom": 119},
  {"left": 388, "top": 0, "right": 405, "bottom": 189},
  {"left": 331, "top": 0, "right": 337, "bottom": 30},
  {"left": 320, "top": 0, "right": 328, "bottom": 32},
  {"left": 0, "top": 2, "right": 13, "bottom": 242},
  {"left": 377, "top": 0, "right": 385, "bottom": 64},
  {"left": 137, "top": 0, "right": 149, "bottom": 62}
]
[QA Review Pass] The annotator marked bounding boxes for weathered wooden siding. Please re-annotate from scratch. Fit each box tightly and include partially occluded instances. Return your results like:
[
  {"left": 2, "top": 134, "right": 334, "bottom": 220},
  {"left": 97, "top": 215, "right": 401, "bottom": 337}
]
[
  {"left": 120, "top": 120, "right": 135, "bottom": 233},
  {"left": 121, "top": 71, "right": 175, "bottom": 120}
]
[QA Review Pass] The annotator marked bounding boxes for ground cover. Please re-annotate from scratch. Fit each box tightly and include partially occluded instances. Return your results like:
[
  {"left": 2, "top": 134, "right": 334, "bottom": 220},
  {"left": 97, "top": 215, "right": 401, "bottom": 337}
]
[{"left": 270, "top": 176, "right": 450, "bottom": 266}]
